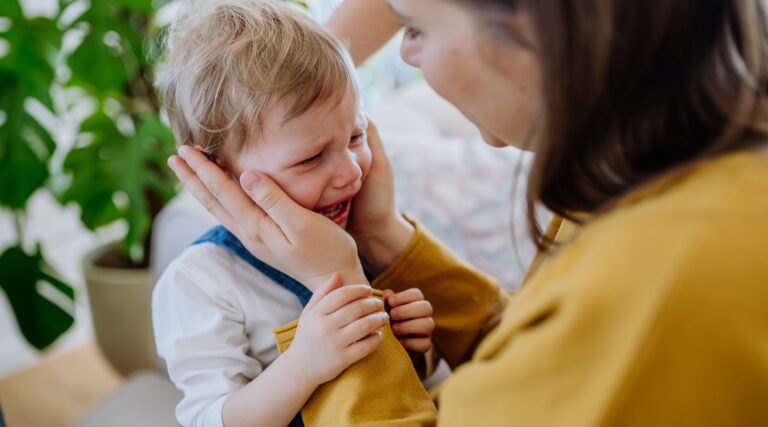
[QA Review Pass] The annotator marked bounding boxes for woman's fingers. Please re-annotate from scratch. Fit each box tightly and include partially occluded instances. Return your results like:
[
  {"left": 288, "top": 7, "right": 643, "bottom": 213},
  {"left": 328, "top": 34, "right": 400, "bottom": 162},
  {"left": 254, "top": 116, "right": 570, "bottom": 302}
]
[
  {"left": 171, "top": 147, "right": 366, "bottom": 290},
  {"left": 366, "top": 120, "right": 388, "bottom": 171},
  {"left": 390, "top": 300, "right": 433, "bottom": 321},
  {"left": 399, "top": 337, "right": 432, "bottom": 353},
  {"left": 177, "top": 146, "right": 265, "bottom": 226},
  {"left": 387, "top": 288, "right": 426, "bottom": 307},
  {"left": 391, "top": 317, "right": 435, "bottom": 337},
  {"left": 168, "top": 155, "right": 236, "bottom": 230},
  {"left": 239, "top": 171, "right": 312, "bottom": 234}
]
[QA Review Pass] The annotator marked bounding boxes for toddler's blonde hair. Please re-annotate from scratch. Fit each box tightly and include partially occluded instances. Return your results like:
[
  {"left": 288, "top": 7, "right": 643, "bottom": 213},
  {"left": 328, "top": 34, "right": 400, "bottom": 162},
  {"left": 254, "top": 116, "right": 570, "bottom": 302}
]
[{"left": 155, "top": 0, "right": 357, "bottom": 164}]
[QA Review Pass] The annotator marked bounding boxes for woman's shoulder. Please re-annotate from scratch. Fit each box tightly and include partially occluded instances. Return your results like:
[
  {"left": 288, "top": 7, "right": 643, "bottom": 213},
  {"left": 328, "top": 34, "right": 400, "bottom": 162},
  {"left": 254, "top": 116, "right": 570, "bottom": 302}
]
[
  {"left": 544, "top": 150, "right": 768, "bottom": 306},
  {"left": 583, "top": 151, "right": 768, "bottom": 247},
  {"left": 615, "top": 151, "right": 768, "bottom": 219},
  {"left": 508, "top": 152, "right": 768, "bottom": 367}
]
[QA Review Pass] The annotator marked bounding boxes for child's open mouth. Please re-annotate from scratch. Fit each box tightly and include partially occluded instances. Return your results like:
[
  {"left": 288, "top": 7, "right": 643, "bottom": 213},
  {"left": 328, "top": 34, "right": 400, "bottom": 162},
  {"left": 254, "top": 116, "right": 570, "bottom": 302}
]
[{"left": 314, "top": 198, "right": 352, "bottom": 225}]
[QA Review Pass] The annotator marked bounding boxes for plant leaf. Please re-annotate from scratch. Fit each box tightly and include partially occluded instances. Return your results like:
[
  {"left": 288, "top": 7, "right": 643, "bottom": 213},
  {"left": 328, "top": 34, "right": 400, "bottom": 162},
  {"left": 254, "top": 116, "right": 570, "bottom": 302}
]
[
  {"left": 112, "top": 0, "right": 153, "bottom": 13},
  {"left": 67, "top": 20, "right": 129, "bottom": 93},
  {"left": 0, "top": 245, "right": 75, "bottom": 350},
  {"left": 0, "top": 6, "right": 60, "bottom": 209},
  {"left": 67, "top": 0, "right": 152, "bottom": 94},
  {"left": 61, "top": 111, "right": 176, "bottom": 263}
]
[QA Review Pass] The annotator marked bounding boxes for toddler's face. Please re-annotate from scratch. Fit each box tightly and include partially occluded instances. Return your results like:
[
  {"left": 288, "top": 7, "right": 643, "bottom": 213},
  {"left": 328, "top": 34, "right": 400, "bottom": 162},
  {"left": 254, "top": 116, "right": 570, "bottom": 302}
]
[{"left": 231, "top": 86, "right": 371, "bottom": 229}]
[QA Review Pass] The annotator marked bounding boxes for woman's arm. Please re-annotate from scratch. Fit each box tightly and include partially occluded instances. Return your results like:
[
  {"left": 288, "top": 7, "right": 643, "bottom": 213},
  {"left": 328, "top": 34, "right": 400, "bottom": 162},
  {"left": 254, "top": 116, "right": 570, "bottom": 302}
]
[
  {"left": 325, "top": 0, "right": 403, "bottom": 66},
  {"left": 373, "top": 216, "right": 509, "bottom": 369}
]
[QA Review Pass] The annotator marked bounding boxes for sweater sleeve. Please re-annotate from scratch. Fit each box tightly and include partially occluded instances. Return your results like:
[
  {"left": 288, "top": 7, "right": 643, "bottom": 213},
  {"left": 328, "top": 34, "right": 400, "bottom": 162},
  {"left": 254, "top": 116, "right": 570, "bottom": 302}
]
[
  {"left": 371, "top": 214, "right": 509, "bottom": 369},
  {"left": 273, "top": 289, "right": 438, "bottom": 427}
]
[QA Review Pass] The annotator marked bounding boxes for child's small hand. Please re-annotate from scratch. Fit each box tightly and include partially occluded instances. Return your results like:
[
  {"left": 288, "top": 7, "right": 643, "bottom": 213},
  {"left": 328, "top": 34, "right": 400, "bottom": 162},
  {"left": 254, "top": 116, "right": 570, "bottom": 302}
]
[
  {"left": 384, "top": 288, "right": 434, "bottom": 353},
  {"left": 288, "top": 273, "right": 389, "bottom": 387}
]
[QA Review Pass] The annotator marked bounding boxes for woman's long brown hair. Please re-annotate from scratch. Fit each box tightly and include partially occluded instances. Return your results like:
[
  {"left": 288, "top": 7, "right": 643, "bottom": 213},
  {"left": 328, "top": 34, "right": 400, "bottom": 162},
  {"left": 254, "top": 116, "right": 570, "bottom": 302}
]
[{"left": 465, "top": 0, "right": 768, "bottom": 250}]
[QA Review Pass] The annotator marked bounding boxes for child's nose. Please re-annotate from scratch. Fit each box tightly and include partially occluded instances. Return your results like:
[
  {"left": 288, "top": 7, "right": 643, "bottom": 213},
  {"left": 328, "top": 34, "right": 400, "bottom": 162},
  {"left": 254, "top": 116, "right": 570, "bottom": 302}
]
[{"left": 332, "top": 152, "right": 363, "bottom": 189}]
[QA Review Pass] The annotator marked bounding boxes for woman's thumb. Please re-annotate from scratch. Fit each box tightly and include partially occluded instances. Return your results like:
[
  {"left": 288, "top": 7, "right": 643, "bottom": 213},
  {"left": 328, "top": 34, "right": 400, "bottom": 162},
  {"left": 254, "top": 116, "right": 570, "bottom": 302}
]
[
  {"left": 306, "top": 273, "right": 344, "bottom": 310},
  {"left": 240, "top": 170, "right": 302, "bottom": 229}
]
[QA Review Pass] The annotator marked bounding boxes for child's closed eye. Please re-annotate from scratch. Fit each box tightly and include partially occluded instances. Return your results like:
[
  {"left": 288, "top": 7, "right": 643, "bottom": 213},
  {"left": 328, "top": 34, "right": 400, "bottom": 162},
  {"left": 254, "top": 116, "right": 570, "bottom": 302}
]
[{"left": 296, "top": 152, "right": 322, "bottom": 167}]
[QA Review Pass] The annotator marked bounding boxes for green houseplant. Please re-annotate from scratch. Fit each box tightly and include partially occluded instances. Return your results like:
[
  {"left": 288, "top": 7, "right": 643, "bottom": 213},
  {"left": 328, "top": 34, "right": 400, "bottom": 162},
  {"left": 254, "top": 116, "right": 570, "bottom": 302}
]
[
  {"left": 0, "top": 0, "right": 176, "bottom": 362},
  {"left": 0, "top": 0, "right": 72, "bottom": 351}
]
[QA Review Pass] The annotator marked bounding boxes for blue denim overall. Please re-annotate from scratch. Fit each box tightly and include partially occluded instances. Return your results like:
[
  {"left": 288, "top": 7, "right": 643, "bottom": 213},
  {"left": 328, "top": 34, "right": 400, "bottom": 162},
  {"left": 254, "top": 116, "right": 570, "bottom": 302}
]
[{"left": 194, "top": 225, "right": 310, "bottom": 427}]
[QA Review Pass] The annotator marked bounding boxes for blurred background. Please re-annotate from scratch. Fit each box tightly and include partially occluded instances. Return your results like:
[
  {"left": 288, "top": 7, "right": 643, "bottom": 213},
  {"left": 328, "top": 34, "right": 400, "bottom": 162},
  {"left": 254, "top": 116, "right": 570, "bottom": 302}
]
[{"left": 0, "top": 0, "right": 534, "bottom": 425}]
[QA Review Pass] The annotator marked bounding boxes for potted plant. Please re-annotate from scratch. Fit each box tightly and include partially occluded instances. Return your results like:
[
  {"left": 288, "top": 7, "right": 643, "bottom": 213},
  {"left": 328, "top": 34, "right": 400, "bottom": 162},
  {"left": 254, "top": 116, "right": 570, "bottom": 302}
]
[
  {"left": 1, "top": 0, "right": 176, "bottom": 375},
  {"left": 58, "top": 0, "right": 179, "bottom": 374}
]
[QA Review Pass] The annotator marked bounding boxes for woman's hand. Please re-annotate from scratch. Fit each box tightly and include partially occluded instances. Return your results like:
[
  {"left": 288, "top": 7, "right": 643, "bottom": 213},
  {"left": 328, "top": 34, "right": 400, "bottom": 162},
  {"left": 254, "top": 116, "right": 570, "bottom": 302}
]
[
  {"left": 287, "top": 274, "right": 389, "bottom": 386},
  {"left": 383, "top": 288, "right": 435, "bottom": 353},
  {"left": 168, "top": 146, "right": 366, "bottom": 290},
  {"left": 347, "top": 122, "right": 415, "bottom": 275}
]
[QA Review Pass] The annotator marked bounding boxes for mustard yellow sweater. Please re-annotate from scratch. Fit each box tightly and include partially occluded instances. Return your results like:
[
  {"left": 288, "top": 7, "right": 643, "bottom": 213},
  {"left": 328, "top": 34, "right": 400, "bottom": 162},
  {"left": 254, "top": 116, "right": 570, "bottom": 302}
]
[{"left": 374, "top": 151, "right": 768, "bottom": 426}]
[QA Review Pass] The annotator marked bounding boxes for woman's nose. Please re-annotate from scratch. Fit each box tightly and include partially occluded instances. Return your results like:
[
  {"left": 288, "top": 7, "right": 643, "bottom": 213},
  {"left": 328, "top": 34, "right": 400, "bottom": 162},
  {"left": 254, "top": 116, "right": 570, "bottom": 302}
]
[
  {"left": 400, "top": 41, "right": 421, "bottom": 68},
  {"left": 332, "top": 152, "right": 363, "bottom": 189}
]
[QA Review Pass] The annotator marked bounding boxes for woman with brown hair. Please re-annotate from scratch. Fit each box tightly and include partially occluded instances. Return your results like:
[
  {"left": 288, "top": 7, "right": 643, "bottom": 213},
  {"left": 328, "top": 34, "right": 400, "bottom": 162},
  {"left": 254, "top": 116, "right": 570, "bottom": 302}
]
[{"left": 168, "top": 0, "right": 768, "bottom": 424}]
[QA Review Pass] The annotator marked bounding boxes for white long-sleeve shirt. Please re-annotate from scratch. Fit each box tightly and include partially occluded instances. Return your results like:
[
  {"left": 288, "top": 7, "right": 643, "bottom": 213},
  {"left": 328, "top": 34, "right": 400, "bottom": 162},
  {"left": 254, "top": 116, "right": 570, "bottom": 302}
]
[{"left": 152, "top": 243, "right": 304, "bottom": 427}]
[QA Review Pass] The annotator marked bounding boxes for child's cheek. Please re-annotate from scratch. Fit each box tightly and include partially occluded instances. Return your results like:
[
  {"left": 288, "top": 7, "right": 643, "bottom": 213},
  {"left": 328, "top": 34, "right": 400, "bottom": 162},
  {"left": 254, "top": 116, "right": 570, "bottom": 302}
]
[{"left": 277, "top": 178, "right": 318, "bottom": 211}]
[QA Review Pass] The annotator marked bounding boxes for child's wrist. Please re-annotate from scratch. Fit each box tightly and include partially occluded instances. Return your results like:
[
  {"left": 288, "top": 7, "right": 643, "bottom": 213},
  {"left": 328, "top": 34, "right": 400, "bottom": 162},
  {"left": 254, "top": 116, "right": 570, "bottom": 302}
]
[
  {"left": 282, "top": 345, "right": 324, "bottom": 390},
  {"left": 337, "top": 267, "right": 370, "bottom": 286},
  {"left": 303, "top": 267, "right": 369, "bottom": 291}
]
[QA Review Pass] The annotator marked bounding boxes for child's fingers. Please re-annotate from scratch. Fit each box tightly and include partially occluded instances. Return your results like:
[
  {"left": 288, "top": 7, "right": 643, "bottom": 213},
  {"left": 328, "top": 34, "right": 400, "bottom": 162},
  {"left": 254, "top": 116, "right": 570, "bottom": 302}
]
[
  {"left": 314, "top": 284, "right": 373, "bottom": 315},
  {"left": 388, "top": 288, "right": 425, "bottom": 307},
  {"left": 381, "top": 289, "right": 395, "bottom": 301},
  {"left": 382, "top": 289, "right": 395, "bottom": 312},
  {"left": 391, "top": 317, "right": 435, "bottom": 337},
  {"left": 344, "top": 331, "right": 383, "bottom": 364},
  {"left": 390, "top": 300, "right": 433, "bottom": 321},
  {"left": 329, "top": 296, "right": 384, "bottom": 328},
  {"left": 340, "top": 311, "right": 389, "bottom": 344},
  {"left": 399, "top": 337, "right": 432, "bottom": 353},
  {"left": 305, "top": 273, "right": 344, "bottom": 310}
]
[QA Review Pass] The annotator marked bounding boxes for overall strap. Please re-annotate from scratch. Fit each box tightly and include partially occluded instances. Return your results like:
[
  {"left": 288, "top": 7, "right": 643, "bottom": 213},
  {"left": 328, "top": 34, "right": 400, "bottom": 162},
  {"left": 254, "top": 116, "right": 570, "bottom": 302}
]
[
  {"left": 193, "top": 226, "right": 308, "bottom": 427},
  {"left": 193, "top": 225, "right": 313, "bottom": 307}
]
